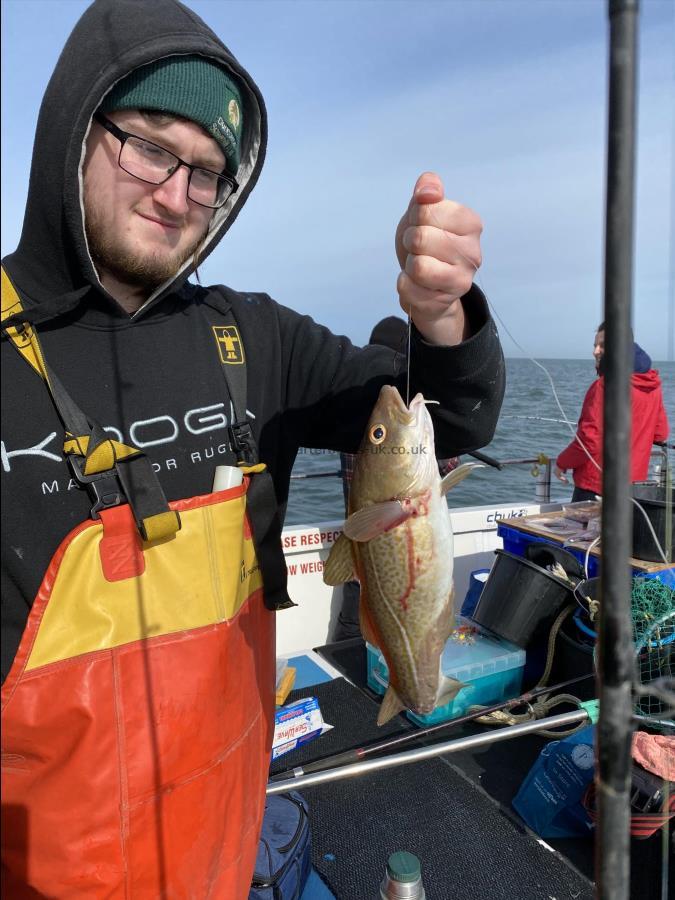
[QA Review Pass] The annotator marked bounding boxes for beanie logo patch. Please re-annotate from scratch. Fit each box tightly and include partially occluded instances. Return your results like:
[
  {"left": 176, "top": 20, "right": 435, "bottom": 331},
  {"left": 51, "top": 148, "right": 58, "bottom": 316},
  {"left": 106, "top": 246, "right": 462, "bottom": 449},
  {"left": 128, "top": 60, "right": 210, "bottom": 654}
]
[
  {"left": 228, "top": 99, "right": 241, "bottom": 132},
  {"left": 210, "top": 118, "right": 237, "bottom": 158}
]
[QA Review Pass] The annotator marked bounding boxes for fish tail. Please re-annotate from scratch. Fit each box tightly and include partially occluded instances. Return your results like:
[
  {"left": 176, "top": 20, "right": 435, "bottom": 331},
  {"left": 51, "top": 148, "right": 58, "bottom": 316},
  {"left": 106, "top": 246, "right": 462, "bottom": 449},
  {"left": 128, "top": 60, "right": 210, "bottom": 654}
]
[{"left": 436, "top": 675, "right": 467, "bottom": 708}]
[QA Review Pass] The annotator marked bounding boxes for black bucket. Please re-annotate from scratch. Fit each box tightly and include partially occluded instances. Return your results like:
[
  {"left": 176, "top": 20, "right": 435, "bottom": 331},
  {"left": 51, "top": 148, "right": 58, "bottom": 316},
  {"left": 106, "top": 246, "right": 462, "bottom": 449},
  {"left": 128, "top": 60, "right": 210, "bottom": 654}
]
[
  {"left": 573, "top": 577, "right": 601, "bottom": 622},
  {"left": 548, "top": 615, "right": 596, "bottom": 701},
  {"left": 472, "top": 549, "right": 577, "bottom": 648},
  {"left": 632, "top": 482, "right": 674, "bottom": 563},
  {"left": 524, "top": 543, "right": 586, "bottom": 581}
]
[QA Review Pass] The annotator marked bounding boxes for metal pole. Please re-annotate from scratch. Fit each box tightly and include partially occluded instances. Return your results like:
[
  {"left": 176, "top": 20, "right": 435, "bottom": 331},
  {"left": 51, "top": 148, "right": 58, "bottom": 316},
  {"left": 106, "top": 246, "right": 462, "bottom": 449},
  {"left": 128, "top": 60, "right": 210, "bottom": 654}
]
[
  {"left": 597, "top": 2, "right": 639, "bottom": 898},
  {"left": 669, "top": 57, "right": 675, "bottom": 363},
  {"left": 266, "top": 709, "right": 588, "bottom": 794},
  {"left": 535, "top": 457, "right": 552, "bottom": 504},
  {"left": 270, "top": 674, "right": 594, "bottom": 785}
]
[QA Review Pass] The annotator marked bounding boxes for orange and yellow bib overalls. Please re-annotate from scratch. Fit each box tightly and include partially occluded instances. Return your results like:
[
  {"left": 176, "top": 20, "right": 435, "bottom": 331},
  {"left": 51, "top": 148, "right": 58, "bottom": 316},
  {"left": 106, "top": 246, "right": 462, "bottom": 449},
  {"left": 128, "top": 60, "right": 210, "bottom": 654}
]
[{"left": 1, "top": 269, "right": 278, "bottom": 898}]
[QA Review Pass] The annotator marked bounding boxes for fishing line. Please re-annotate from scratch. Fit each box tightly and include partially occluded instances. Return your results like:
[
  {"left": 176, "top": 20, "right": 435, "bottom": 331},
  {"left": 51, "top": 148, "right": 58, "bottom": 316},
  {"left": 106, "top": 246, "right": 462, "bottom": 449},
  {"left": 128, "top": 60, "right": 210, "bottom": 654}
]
[
  {"left": 405, "top": 306, "right": 412, "bottom": 408},
  {"left": 420, "top": 201, "right": 598, "bottom": 466},
  {"left": 583, "top": 536, "right": 602, "bottom": 583},
  {"left": 481, "top": 255, "right": 672, "bottom": 566},
  {"left": 501, "top": 415, "right": 582, "bottom": 426},
  {"left": 415, "top": 201, "right": 672, "bottom": 566}
]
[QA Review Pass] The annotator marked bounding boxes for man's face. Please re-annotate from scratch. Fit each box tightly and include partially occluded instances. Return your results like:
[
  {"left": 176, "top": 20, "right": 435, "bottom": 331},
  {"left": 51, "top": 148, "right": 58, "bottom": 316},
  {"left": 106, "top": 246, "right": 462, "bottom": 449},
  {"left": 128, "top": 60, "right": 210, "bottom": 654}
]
[
  {"left": 593, "top": 328, "right": 605, "bottom": 372},
  {"left": 83, "top": 109, "right": 226, "bottom": 291}
]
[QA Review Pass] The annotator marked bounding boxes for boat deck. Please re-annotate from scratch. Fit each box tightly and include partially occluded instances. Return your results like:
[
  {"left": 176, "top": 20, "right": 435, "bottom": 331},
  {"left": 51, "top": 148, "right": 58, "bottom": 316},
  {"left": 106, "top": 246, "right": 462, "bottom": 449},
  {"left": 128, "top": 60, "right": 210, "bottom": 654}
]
[{"left": 272, "top": 641, "right": 668, "bottom": 899}]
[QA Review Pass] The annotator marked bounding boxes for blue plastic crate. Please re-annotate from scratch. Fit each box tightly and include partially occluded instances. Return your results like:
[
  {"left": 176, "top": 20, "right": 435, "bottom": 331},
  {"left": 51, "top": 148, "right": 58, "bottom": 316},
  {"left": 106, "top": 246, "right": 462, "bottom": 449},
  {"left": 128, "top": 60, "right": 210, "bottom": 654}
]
[
  {"left": 497, "top": 523, "right": 600, "bottom": 577},
  {"left": 497, "top": 522, "right": 674, "bottom": 587},
  {"left": 636, "top": 568, "right": 675, "bottom": 588},
  {"left": 366, "top": 621, "right": 525, "bottom": 727}
]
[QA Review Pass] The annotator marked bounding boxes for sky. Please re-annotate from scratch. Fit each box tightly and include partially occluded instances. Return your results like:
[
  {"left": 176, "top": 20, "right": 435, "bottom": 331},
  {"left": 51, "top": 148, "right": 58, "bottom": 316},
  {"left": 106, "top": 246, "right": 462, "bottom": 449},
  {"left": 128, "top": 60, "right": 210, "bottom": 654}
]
[{"left": 1, "top": 0, "right": 674, "bottom": 360}]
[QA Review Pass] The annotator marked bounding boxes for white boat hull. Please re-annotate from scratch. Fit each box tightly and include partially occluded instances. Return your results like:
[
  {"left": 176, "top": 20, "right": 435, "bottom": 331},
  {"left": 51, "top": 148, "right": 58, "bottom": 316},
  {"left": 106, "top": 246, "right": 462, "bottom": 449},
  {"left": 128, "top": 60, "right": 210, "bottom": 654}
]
[{"left": 278, "top": 499, "right": 564, "bottom": 655}]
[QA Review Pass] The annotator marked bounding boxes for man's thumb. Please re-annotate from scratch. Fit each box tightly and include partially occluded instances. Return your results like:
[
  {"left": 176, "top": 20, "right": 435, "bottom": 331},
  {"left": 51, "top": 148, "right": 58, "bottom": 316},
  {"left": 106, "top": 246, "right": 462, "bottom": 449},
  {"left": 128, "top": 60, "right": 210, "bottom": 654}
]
[{"left": 413, "top": 171, "right": 444, "bottom": 205}]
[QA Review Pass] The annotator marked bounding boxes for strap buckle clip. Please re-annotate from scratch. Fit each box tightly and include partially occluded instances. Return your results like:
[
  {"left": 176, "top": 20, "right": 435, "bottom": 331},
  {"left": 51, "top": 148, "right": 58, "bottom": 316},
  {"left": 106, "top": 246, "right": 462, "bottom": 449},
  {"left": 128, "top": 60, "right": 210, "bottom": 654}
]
[
  {"left": 68, "top": 455, "right": 124, "bottom": 518},
  {"left": 228, "top": 421, "right": 257, "bottom": 466}
]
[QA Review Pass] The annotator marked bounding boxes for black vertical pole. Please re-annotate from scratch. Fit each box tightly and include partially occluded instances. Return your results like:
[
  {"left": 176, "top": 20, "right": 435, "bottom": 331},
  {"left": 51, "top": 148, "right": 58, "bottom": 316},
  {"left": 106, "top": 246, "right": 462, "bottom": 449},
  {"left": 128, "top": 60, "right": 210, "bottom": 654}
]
[{"left": 597, "top": 2, "right": 639, "bottom": 898}]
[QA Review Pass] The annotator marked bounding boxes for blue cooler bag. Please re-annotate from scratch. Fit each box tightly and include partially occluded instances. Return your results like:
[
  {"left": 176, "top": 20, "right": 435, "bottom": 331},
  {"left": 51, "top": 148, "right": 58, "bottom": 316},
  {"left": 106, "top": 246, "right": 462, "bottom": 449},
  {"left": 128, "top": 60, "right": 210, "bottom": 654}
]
[
  {"left": 512, "top": 725, "right": 596, "bottom": 838},
  {"left": 250, "top": 791, "right": 312, "bottom": 899}
]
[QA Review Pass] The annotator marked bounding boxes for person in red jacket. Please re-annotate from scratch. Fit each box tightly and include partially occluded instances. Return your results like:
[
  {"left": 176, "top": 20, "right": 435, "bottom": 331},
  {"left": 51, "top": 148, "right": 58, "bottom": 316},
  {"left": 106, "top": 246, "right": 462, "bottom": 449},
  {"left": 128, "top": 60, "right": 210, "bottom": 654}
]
[{"left": 555, "top": 322, "right": 670, "bottom": 502}]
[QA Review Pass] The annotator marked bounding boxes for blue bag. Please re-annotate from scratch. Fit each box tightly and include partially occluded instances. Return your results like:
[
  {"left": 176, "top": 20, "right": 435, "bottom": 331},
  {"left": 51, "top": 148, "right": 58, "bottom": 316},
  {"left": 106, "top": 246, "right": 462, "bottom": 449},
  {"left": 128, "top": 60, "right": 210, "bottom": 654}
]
[
  {"left": 250, "top": 791, "right": 312, "bottom": 900},
  {"left": 512, "top": 725, "right": 596, "bottom": 839},
  {"left": 460, "top": 568, "right": 491, "bottom": 619}
]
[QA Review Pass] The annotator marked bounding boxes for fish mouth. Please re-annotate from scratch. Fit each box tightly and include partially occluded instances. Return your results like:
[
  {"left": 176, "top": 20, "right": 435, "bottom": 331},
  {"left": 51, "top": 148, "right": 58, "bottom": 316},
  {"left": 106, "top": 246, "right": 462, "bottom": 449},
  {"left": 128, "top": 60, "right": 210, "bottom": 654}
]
[{"left": 379, "top": 385, "right": 426, "bottom": 426}]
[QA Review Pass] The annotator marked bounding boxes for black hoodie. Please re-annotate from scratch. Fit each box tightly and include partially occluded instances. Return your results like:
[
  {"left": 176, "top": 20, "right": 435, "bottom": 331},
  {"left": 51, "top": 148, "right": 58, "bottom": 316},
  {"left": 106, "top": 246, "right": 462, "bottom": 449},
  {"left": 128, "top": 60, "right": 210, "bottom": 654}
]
[{"left": 1, "top": 0, "right": 505, "bottom": 681}]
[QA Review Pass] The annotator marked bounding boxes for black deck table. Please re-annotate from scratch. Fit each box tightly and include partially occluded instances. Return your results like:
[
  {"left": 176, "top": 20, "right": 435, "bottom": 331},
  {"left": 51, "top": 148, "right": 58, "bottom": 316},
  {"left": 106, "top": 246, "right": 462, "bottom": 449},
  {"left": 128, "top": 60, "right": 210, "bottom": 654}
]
[{"left": 270, "top": 640, "right": 671, "bottom": 900}]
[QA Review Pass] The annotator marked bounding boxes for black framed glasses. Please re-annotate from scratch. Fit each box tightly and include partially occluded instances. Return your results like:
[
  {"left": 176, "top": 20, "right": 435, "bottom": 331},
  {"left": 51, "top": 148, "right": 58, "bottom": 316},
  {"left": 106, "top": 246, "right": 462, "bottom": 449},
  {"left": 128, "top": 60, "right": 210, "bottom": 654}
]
[{"left": 93, "top": 111, "right": 238, "bottom": 209}]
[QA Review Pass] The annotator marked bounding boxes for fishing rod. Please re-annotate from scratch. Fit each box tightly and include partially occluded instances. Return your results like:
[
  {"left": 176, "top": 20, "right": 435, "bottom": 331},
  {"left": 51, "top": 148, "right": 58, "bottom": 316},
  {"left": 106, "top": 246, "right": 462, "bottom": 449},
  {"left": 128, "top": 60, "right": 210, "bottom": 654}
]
[
  {"left": 500, "top": 415, "right": 574, "bottom": 425},
  {"left": 466, "top": 449, "right": 502, "bottom": 470},
  {"left": 269, "top": 673, "right": 595, "bottom": 785},
  {"left": 267, "top": 707, "right": 591, "bottom": 795},
  {"left": 290, "top": 470, "right": 341, "bottom": 480},
  {"left": 289, "top": 452, "right": 504, "bottom": 475}
]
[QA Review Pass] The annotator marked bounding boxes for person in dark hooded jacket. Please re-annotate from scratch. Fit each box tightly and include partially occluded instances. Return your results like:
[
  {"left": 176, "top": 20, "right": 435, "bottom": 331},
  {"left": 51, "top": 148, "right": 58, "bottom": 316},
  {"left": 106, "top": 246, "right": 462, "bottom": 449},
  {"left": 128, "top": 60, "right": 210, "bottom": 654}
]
[
  {"left": 555, "top": 321, "right": 669, "bottom": 501},
  {"left": 0, "top": 1, "right": 505, "bottom": 895}
]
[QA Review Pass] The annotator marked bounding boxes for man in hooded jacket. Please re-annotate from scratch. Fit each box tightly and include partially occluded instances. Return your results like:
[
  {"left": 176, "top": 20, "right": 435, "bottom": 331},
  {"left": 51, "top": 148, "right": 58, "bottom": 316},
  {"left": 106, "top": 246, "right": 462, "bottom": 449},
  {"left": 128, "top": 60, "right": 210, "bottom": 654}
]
[
  {"left": 0, "top": 1, "right": 505, "bottom": 895},
  {"left": 555, "top": 322, "right": 669, "bottom": 502}
]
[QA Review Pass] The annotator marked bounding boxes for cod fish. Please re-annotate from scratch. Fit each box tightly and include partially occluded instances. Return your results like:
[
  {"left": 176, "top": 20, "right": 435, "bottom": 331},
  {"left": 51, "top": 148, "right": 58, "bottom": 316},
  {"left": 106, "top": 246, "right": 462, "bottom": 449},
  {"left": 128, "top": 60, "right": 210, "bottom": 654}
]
[{"left": 324, "top": 385, "right": 480, "bottom": 725}]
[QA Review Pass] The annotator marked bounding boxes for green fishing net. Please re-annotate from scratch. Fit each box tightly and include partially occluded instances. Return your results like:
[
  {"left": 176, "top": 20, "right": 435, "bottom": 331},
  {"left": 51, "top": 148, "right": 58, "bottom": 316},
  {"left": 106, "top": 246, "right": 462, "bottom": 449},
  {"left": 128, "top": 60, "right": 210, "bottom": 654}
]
[
  {"left": 631, "top": 579, "right": 674, "bottom": 729},
  {"left": 631, "top": 577, "right": 675, "bottom": 646}
]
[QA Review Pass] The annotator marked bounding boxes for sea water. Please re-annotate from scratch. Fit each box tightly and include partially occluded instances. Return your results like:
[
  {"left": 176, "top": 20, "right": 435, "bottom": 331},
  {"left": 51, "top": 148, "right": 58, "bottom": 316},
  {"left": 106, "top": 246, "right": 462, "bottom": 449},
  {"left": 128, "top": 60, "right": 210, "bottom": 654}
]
[{"left": 285, "top": 358, "right": 675, "bottom": 527}]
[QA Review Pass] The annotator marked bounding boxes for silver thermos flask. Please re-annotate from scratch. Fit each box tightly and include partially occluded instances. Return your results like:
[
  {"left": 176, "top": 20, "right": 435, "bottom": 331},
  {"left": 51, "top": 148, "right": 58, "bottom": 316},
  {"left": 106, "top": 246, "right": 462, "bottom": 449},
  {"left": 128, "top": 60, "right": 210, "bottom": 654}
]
[{"left": 379, "top": 851, "right": 426, "bottom": 899}]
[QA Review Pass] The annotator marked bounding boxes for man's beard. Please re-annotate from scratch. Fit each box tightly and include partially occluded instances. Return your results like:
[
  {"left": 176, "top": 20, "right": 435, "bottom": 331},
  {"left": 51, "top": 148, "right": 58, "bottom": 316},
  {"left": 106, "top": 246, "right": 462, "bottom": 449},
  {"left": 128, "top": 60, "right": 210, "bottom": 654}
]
[{"left": 85, "top": 201, "right": 202, "bottom": 291}]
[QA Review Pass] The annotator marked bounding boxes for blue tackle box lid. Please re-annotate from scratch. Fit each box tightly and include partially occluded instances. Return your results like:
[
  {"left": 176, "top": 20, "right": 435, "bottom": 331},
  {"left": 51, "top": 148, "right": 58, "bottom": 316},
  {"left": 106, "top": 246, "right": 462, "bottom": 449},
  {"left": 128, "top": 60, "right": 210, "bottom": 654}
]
[{"left": 368, "top": 619, "right": 525, "bottom": 682}]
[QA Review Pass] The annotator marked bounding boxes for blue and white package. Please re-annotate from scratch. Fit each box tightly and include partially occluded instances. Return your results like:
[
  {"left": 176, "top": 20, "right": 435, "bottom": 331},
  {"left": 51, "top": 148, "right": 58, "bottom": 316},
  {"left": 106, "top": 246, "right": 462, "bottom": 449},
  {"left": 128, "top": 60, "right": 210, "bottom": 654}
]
[
  {"left": 272, "top": 696, "right": 332, "bottom": 760},
  {"left": 512, "top": 725, "right": 596, "bottom": 838}
]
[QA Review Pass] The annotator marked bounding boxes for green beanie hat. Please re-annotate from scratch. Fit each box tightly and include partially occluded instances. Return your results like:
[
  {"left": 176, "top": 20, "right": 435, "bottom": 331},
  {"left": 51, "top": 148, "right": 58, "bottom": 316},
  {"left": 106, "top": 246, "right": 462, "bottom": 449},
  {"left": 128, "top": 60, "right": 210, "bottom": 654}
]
[{"left": 100, "top": 55, "right": 243, "bottom": 175}]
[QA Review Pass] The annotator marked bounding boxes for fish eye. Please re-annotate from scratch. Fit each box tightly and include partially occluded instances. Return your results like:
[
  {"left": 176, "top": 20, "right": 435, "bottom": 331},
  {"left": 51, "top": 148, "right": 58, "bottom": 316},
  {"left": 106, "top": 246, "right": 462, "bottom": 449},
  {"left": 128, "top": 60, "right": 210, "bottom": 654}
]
[{"left": 369, "top": 424, "right": 386, "bottom": 444}]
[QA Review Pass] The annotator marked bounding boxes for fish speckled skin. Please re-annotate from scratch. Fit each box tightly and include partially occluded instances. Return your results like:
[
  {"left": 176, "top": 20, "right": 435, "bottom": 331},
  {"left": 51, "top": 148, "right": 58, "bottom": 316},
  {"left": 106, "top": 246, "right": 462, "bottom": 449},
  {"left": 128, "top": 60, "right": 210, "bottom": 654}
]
[{"left": 324, "top": 385, "right": 475, "bottom": 725}]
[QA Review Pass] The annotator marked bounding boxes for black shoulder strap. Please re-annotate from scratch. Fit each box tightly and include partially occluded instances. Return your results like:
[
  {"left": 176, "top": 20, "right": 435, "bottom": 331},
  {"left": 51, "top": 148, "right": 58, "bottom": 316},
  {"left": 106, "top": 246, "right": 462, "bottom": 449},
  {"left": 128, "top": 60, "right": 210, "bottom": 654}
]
[
  {"left": 1, "top": 267, "right": 179, "bottom": 542},
  {"left": 202, "top": 294, "right": 295, "bottom": 611}
]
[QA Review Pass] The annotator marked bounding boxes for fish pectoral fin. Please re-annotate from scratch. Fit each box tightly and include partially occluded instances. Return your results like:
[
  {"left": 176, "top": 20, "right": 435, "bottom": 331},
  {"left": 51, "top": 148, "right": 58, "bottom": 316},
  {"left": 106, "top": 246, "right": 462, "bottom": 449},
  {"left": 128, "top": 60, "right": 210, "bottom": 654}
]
[
  {"left": 323, "top": 533, "right": 356, "bottom": 585},
  {"left": 436, "top": 674, "right": 468, "bottom": 708},
  {"left": 377, "top": 685, "right": 407, "bottom": 726},
  {"left": 343, "top": 501, "right": 411, "bottom": 542},
  {"left": 440, "top": 461, "right": 485, "bottom": 497}
]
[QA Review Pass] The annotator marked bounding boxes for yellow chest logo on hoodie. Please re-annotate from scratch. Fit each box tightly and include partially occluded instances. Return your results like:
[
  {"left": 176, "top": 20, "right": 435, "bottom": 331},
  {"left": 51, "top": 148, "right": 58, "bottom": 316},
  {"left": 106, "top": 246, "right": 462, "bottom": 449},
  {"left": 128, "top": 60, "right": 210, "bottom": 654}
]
[{"left": 212, "top": 326, "right": 244, "bottom": 364}]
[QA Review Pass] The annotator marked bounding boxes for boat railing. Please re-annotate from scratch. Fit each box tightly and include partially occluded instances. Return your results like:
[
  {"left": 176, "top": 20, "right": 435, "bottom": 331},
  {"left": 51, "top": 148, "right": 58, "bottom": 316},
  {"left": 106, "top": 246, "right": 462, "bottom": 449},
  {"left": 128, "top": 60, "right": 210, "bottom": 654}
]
[
  {"left": 289, "top": 454, "right": 555, "bottom": 502},
  {"left": 290, "top": 441, "right": 672, "bottom": 505},
  {"left": 461, "top": 450, "right": 553, "bottom": 503},
  {"left": 651, "top": 441, "right": 674, "bottom": 487}
]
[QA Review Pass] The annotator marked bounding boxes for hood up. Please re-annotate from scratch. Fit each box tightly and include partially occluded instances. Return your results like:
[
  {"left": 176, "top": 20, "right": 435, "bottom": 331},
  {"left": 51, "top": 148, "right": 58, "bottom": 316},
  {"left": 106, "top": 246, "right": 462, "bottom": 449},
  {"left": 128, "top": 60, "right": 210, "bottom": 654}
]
[
  {"left": 632, "top": 342, "right": 652, "bottom": 373},
  {"left": 631, "top": 369, "right": 663, "bottom": 393},
  {"left": 2, "top": 0, "right": 266, "bottom": 321},
  {"left": 597, "top": 341, "right": 653, "bottom": 377}
]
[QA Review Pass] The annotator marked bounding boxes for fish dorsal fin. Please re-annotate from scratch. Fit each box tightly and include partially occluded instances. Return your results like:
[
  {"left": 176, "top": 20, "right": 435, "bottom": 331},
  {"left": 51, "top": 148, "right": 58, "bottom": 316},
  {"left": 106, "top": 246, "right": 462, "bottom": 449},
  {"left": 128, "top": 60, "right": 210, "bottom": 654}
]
[
  {"left": 323, "top": 533, "right": 356, "bottom": 586},
  {"left": 440, "top": 461, "right": 485, "bottom": 497},
  {"left": 343, "top": 501, "right": 411, "bottom": 542}
]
